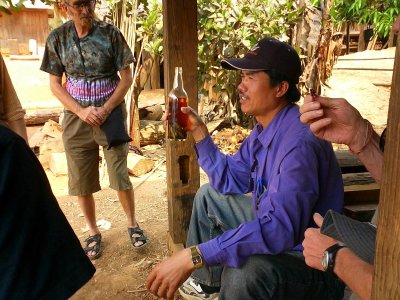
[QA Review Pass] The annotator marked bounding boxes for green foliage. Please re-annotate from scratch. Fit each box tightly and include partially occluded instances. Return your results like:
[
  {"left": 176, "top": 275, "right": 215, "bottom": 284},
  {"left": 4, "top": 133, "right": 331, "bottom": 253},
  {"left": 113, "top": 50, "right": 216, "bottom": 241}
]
[
  {"left": 313, "top": 0, "right": 400, "bottom": 38},
  {"left": 120, "top": 0, "right": 301, "bottom": 122},
  {"left": 105, "top": 0, "right": 163, "bottom": 55},
  {"left": 135, "top": 0, "right": 163, "bottom": 55},
  {"left": 0, "top": 0, "right": 26, "bottom": 14},
  {"left": 197, "top": 0, "right": 302, "bottom": 103},
  {"left": 123, "top": 0, "right": 303, "bottom": 106},
  {"left": 357, "top": 1, "right": 399, "bottom": 38}
]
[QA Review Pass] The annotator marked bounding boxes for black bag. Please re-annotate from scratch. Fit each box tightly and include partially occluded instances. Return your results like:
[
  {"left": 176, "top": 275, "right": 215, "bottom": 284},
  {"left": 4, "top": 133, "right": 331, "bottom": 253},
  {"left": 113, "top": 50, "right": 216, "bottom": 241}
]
[{"left": 100, "top": 104, "right": 132, "bottom": 149}]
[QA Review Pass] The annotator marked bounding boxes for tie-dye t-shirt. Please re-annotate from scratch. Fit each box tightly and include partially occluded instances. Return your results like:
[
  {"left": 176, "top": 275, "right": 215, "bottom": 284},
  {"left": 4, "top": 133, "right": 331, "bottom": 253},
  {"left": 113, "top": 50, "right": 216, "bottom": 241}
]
[{"left": 40, "top": 20, "right": 134, "bottom": 107}]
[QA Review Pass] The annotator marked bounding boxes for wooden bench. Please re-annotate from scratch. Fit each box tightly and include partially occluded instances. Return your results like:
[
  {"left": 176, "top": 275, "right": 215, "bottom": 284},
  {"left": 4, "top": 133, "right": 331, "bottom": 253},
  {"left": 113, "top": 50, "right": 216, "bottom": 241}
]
[{"left": 335, "top": 150, "right": 379, "bottom": 222}]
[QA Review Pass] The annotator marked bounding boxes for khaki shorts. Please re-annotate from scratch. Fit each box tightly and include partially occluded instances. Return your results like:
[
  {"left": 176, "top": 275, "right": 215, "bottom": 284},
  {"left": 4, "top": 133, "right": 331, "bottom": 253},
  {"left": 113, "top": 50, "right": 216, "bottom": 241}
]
[{"left": 62, "top": 106, "right": 132, "bottom": 196}]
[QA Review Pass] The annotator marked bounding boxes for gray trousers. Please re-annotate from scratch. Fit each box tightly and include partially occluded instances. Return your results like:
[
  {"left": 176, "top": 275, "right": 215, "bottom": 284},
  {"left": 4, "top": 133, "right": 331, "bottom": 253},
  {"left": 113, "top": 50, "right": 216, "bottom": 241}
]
[{"left": 186, "top": 184, "right": 345, "bottom": 300}]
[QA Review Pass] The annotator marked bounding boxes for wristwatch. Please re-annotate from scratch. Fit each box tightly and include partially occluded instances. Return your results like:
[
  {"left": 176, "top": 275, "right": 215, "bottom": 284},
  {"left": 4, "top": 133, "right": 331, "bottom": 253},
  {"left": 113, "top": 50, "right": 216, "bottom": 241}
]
[
  {"left": 190, "top": 246, "right": 204, "bottom": 269},
  {"left": 322, "top": 243, "right": 346, "bottom": 273}
]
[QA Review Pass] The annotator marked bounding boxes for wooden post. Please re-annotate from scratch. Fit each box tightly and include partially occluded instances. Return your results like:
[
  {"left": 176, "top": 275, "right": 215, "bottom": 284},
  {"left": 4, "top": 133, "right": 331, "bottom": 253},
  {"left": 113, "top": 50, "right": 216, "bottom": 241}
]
[
  {"left": 372, "top": 36, "right": 400, "bottom": 299},
  {"left": 387, "top": 31, "right": 395, "bottom": 49},
  {"left": 358, "top": 24, "right": 365, "bottom": 52},
  {"left": 163, "top": 0, "right": 200, "bottom": 253},
  {"left": 346, "top": 21, "right": 350, "bottom": 55}
]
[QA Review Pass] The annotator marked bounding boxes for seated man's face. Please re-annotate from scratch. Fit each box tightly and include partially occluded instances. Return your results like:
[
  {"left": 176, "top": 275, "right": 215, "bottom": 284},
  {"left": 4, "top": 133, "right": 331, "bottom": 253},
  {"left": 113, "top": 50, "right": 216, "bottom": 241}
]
[{"left": 237, "top": 70, "right": 285, "bottom": 123}]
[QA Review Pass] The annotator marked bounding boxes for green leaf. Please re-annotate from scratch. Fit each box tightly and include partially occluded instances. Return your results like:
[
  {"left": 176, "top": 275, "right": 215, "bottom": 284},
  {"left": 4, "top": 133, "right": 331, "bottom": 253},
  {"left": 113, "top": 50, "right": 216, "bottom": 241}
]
[{"left": 242, "top": 16, "right": 255, "bottom": 23}]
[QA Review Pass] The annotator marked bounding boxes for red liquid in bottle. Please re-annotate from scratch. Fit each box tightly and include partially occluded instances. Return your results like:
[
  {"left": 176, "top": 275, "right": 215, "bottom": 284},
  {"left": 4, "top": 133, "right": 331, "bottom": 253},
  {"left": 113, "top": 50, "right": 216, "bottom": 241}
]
[{"left": 167, "top": 67, "right": 188, "bottom": 140}]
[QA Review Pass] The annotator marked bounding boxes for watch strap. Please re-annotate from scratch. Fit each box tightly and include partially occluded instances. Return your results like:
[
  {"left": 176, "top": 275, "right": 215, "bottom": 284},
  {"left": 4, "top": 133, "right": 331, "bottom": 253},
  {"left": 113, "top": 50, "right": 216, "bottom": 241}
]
[
  {"left": 324, "top": 243, "right": 346, "bottom": 273},
  {"left": 190, "top": 246, "right": 204, "bottom": 269}
]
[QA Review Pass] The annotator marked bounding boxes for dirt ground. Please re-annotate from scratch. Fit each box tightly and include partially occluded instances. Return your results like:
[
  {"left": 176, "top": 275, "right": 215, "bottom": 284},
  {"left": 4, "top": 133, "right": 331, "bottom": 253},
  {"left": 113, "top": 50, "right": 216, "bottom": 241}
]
[
  {"left": 44, "top": 146, "right": 197, "bottom": 300},
  {"left": 3, "top": 47, "right": 393, "bottom": 299}
]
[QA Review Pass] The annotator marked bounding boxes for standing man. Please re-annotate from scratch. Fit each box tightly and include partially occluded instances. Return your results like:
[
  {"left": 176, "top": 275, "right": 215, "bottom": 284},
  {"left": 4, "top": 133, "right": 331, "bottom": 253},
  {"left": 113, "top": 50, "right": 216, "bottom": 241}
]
[
  {"left": 146, "top": 37, "right": 345, "bottom": 300},
  {"left": 41, "top": 0, "right": 147, "bottom": 260}
]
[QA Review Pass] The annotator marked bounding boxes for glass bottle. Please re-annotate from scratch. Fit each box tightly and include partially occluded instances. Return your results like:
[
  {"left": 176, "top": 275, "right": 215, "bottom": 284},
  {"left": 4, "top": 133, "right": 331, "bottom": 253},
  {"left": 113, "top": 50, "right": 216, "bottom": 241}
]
[{"left": 167, "top": 67, "right": 189, "bottom": 140}]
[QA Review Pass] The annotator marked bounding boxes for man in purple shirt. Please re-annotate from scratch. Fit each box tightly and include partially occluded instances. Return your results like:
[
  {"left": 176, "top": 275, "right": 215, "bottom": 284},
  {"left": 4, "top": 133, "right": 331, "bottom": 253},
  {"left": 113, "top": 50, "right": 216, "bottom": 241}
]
[{"left": 147, "top": 37, "right": 344, "bottom": 300}]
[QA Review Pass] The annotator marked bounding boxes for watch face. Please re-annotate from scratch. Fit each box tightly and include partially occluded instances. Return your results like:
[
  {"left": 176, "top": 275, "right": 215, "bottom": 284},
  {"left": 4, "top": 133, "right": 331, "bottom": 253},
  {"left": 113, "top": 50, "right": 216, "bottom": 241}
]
[
  {"left": 193, "top": 255, "right": 202, "bottom": 265},
  {"left": 322, "top": 251, "right": 329, "bottom": 271}
]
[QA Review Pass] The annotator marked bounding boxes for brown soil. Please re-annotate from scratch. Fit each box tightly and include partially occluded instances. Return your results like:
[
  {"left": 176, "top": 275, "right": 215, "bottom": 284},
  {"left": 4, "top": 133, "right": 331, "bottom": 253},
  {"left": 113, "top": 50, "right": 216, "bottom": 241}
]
[
  {"left": 45, "top": 146, "right": 173, "bottom": 300},
  {"left": 46, "top": 144, "right": 209, "bottom": 300},
  {"left": 3, "top": 47, "right": 392, "bottom": 299}
]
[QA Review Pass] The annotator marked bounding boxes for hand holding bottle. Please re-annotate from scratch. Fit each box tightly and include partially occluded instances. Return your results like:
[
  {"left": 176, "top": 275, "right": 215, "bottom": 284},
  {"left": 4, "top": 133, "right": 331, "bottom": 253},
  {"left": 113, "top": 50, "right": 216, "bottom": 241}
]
[
  {"left": 163, "top": 104, "right": 209, "bottom": 143},
  {"left": 165, "top": 67, "right": 209, "bottom": 142},
  {"left": 180, "top": 106, "right": 209, "bottom": 143}
]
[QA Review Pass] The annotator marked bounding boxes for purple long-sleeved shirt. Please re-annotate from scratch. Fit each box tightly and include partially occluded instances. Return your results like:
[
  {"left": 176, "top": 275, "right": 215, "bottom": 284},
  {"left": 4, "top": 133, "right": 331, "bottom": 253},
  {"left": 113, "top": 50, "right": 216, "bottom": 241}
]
[{"left": 196, "top": 104, "right": 343, "bottom": 268}]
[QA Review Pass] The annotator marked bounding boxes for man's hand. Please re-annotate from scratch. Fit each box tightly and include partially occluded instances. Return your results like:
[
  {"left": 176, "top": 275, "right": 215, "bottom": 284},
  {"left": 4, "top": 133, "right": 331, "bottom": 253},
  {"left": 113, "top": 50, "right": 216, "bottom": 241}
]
[
  {"left": 97, "top": 106, "right": 111, "bottom": 123},
  {"left": 180, "top": 106, "right": 209, "bottom": 143},
  {"left": 302, "top": 213, "right": 338, "bottom": 272},
  {"left": 300, "top": 95, "right": 366, "bottom": 150},
  {"left": 146, "top": 248, "right": 195, "bottom": 299},
  {"left": 76, "top": 106, "right": 106, "bottom": 126},
  {"left": 163, "top": 105, "right": 209, "bottom": 143}
]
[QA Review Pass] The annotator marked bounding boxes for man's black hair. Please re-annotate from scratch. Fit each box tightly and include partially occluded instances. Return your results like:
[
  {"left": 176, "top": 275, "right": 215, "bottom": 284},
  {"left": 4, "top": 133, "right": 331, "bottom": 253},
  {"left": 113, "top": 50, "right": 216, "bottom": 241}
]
[{"left": 264, "top": 70, "right": 301, "bottom": 103}]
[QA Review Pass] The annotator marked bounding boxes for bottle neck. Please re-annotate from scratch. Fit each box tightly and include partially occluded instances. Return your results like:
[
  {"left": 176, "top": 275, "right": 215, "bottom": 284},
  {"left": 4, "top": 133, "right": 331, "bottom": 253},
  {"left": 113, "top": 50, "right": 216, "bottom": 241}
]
[
  {"left": 173, "top": 67, "right": 184, "bottom": 89},
  {"left": 172, "top": 67, "right": 187, "bottom": 97}
]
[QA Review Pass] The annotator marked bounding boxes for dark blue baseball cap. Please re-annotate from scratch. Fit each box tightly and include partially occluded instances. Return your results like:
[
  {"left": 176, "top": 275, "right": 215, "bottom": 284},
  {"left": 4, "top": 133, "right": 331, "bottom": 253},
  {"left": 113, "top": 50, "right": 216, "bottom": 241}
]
[{"left": 221, "top": 37, "right": 302, "bottom": 84}]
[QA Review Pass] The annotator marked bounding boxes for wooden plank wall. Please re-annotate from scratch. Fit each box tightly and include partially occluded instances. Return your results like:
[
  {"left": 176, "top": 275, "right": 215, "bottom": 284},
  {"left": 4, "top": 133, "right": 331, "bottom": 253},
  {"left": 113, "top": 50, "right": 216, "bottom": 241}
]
[{"left": 0, "top": 9, "right": 49, "bottom": 55}]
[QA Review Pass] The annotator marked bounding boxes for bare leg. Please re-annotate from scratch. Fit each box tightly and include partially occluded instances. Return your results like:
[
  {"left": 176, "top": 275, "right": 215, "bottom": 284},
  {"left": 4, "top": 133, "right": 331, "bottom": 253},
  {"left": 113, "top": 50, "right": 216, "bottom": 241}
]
[
  {"left": 117, "top": 189, "right": 137, "bottom": 228},
  {"left": 117, "top": 189, "right": 147, "bottom": 247},
  {"left": 78, "top": 194, "right": 101, "bottom": 257},
  {"left": 78, "top": 194, "right": 100, "bottom": 235}
]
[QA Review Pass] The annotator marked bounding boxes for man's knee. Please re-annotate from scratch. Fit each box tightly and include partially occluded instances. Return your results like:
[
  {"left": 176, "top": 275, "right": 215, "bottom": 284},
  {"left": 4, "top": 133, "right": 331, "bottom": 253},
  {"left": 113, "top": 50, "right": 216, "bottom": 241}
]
[
  {"left": 220, "top": 255, "right": 282, "bottom": 300},
  {"left": 193, "top": 183, "right": 214, "bottom": 207},
  {"left": 220, "top": 253, "right": 345, "bottom": 300},
  {"left": 195, "top": 183, "right": 213, "bottom": 198}
]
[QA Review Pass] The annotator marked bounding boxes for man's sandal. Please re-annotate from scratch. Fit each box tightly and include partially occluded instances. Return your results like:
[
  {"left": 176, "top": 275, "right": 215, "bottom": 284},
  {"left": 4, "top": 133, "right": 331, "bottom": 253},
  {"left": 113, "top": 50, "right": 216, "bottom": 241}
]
[
  {"left": 84, "top": 233, "right": 102, "bottom": 260},
  {"left": 128, "top": 227, "right": 148, "bottom": 250}
]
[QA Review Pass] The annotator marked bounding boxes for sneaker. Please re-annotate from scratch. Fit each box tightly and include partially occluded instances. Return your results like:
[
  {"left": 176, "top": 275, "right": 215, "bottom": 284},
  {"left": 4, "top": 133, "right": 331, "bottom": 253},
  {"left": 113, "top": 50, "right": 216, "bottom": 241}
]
[{"left": 178, "top": 277, "right": 219, "bottom": 300}]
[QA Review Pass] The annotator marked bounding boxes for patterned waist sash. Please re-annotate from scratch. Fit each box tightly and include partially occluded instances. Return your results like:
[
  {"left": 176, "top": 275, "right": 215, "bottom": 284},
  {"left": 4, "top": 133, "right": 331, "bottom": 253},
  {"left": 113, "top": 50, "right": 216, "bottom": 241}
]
[{"left": 66, "top": 76, "right": 119, "bottom": 107}]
